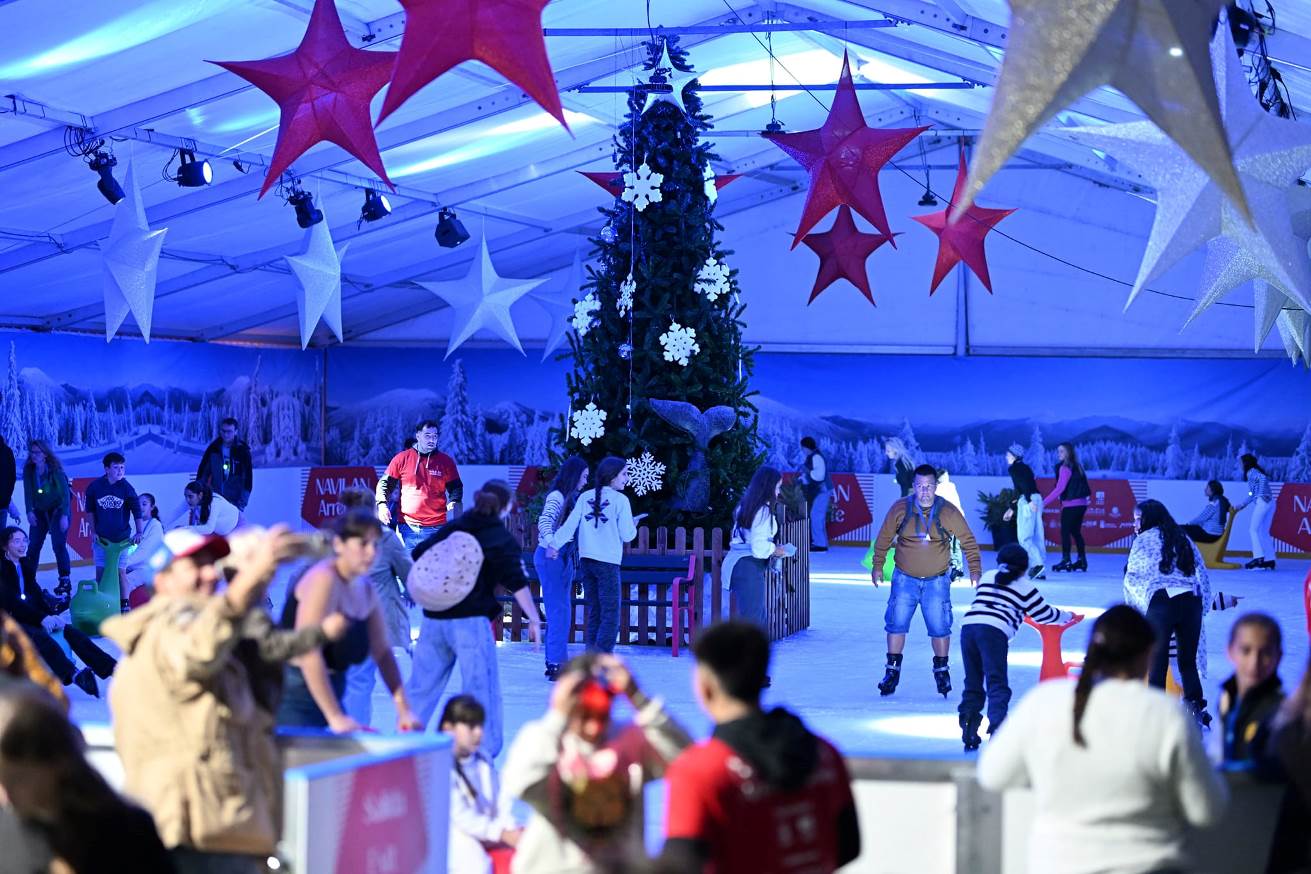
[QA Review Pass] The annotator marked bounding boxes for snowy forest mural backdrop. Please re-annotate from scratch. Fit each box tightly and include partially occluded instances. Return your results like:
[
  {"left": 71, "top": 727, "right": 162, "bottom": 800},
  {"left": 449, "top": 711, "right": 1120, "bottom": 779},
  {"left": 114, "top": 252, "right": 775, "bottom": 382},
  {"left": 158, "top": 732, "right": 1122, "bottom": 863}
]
[{"left": 3, "top": 333, "right": 1308, "bottom": 483}]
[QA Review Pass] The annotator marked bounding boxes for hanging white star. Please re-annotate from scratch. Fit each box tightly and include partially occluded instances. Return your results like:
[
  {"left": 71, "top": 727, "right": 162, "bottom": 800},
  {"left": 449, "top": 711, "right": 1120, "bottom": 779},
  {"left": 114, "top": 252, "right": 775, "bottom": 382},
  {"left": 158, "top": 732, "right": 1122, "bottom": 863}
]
[
  {"left": 1062, "top": 22, "right": 1311, "bottom": 338},
  {"left": 284, "top": 213, "right": 348, "bottom": 350},
  {"left": 640, "top": 39, "right": 698, "bottom": 117},
  {"left": 957, "top": 0, "right": 1245, "bottom": 222},
  {"left": 421, "top": 237, "right": 547, "bottom": 357},
  {"left": 531, "top": 248, "right": 584, "bottom": 361},
  {"left": 1277, "top": 308, "right": 1310, "bottom": 366},
  {"left": 622, "top": 162, "right": 664, "bottom": 212},
  {"left": 100, "top": 158, "right": 166, "bottom": 343}
]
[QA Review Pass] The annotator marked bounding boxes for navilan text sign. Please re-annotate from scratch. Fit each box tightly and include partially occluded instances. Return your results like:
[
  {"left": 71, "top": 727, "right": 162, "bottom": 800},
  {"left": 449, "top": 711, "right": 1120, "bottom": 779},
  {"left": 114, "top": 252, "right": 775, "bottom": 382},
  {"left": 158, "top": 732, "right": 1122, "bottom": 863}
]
[{"left": 302, "top": 466, "right": 380, "bottom": 528}]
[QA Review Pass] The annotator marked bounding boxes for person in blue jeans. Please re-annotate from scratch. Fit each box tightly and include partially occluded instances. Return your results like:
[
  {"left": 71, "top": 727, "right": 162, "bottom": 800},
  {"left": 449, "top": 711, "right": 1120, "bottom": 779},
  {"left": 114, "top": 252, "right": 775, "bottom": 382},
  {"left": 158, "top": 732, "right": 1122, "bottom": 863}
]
[
  {"left": 799, "top": 436, "right": 833, "bottom": 552},
  {"left": 869, "top": 464, "right": 981, "bottom": 698},
  {"left": 533, "top": 456, "right": 589, "bottom": 682}
]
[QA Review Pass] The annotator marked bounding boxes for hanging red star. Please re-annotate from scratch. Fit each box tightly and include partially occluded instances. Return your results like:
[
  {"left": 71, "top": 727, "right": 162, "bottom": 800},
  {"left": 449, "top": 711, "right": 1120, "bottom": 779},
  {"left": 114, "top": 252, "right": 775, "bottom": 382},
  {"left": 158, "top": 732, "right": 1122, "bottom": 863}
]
[
  {"left": 764, "top": 52, "right": 928, "bottom": 249},
  {"left": 577, "top": 170, "right": 740, "bottom": 197},
  {"left": 912, "top": 146, "right": 1016, "bottom": 294},
  {"left": 210, "top": 0, "right": 397, "bottom": 197},
  {"left": 801, "top": 206, "right": 898, "bottom": 305},
  {"left": 378, "top": 0, "right": 566, "bottom": 129}
]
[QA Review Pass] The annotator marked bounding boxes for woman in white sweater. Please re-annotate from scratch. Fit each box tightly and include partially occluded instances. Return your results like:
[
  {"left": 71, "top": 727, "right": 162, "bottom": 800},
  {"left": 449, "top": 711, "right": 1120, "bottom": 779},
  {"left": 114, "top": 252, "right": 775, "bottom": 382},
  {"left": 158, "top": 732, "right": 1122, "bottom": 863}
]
[
  {"left": 721, "top": 466, "right": 789, "bottom": 633},
  {"left": 547, "top": 457, "right": 638, "bottom": 654},
  {"left": 978, "top": 605, "right": 1227, "bottom": 874},
  {"left": 168, "top": 481, "right": 241, "bottom": 536}
]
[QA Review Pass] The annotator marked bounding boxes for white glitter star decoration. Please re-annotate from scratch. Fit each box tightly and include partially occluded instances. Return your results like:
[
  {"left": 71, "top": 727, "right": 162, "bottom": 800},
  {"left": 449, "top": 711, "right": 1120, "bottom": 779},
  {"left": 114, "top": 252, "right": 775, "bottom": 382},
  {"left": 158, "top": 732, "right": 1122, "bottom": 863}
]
[
  {"left": 100, "top": 157, "right": 167, "bottom": 343},
  {"left": 572, "top": 293, "right": 601, "bottom": 336},
  {"left": 421, "top": 237, "right": 547, "bottom": 357},
  {"left": 285, "top": 212, "right": 348, "bottom": 350},
  {"left": 640, "top": 39, "right": 698, "bottom": 118},
  {"left": 694, "top": 257, "right": 730, "bottom": 303},
  {"left": 621, "top": 162, "right": 664, "bottom": 212},
  {"left": 957, "top": 0, "right": 1245, "bottom": 222},
  {"left": 1063, "top": 22, "right": 1311, "bottom": 344},
  {"left": 569, "top": 402, "right": 607, "bottom": 446},
  {"left": 659, "top": 321, "right": 700, "bottom": 366},
  {"left": 617, "top": 273, "right": 636, "bottom": 316},
  {"left": 625, "top": 451, "right": 666, "bottom": 496}
]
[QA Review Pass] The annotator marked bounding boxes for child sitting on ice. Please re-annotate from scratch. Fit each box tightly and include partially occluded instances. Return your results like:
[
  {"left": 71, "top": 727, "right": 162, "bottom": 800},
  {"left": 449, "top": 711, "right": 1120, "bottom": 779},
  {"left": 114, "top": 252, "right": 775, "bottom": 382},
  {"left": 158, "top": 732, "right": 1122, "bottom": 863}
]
[
  {"left": 441, "top": 694, "right": 522, "bottom": 874},
  {"left": 959, "top": 543, "right": 1080, "bottom": 751}
]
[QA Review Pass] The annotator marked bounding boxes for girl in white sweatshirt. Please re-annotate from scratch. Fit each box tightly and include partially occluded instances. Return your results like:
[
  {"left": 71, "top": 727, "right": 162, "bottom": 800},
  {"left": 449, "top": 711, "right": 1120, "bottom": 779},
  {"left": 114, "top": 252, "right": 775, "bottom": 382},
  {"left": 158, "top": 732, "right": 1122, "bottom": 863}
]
[
  {"left": 442, "top": 695, "right": 522, "bottom": 874},
  {"left": 548, "top": 457, "right": 637, "bottom": 654},
  {"left": 978, "top": 605, "right": 1227, "bottom": 874},
  {"left": 721, "top": 466, "right": 790, "bottom": 633}
]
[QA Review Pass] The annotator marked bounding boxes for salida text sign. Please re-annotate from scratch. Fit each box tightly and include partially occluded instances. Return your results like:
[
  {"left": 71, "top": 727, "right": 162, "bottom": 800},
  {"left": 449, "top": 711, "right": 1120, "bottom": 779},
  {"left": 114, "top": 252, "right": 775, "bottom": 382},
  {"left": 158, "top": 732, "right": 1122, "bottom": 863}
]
[
  {"left": 1035, "top": 477, "right": 1137, "bottom": 548},
  {"left": 1272, "top": 483, "right": 1311, "bottom": 554},
  {"left": 302, "top": 466, "right": 379, "bottom": 528},
  {"left": 333, "top": 755, "right": 429, "bottom": 874}
]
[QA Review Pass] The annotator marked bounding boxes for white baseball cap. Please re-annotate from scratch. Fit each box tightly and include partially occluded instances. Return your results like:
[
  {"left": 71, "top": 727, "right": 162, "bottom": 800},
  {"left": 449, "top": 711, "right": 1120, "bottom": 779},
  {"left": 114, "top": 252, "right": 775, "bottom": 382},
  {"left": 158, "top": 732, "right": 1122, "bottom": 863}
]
[{"left": 149, "top": 529, "right": 231, "bottom": 571}]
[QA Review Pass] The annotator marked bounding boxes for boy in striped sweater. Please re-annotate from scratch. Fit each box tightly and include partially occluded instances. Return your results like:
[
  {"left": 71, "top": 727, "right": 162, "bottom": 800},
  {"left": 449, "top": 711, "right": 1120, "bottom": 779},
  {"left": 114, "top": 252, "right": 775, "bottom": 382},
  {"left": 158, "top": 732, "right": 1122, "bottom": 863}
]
[{"left": 959, "top": 544, "right": 1080, "bottom": 751}]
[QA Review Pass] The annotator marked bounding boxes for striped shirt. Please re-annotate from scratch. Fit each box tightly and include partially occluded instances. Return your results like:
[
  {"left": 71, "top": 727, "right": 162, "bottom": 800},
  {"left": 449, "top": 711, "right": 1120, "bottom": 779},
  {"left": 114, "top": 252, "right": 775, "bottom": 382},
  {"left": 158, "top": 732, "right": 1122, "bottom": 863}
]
[
  {"left": 1186, "top": 500, "right": 1224, "bottom": 536},
  {"left": 963, "top": 569, "right": 1073, "bottom": 639},
  {"left": 536, "top": 490, "right": 567, "bottom": 542},
  {"left": 1246, "top": 468, "right": 1273, "bottom": 502}
]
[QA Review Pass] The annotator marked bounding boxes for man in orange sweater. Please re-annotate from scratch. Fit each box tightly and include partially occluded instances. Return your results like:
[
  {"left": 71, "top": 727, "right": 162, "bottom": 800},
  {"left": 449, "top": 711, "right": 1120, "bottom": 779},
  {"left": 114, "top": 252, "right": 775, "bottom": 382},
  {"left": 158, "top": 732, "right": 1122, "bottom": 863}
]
[{"left": 869, "top": 464, "right": 981, "bottom": 698}]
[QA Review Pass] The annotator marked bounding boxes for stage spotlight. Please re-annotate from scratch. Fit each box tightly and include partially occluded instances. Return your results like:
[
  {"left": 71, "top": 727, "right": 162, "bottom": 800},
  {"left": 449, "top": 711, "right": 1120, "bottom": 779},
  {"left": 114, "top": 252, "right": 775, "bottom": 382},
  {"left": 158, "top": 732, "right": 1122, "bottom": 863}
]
[
  {"left": 434, "top": 207, "right": 469, "bottom": 248},
  {"left": 918, "top": 190, "right": 938, "bottom": 207},
  {"left": 89, "top": 151, "right": 124, "bottom": 205},
  {"left": 172, "top": 149, "right": 213, "bottom": 187},
  {"left": 360, "top": 189, "right": 391, "bottom": 223},
  {"left": 287, "top": 188, "right": 323, "bottom": 228}
]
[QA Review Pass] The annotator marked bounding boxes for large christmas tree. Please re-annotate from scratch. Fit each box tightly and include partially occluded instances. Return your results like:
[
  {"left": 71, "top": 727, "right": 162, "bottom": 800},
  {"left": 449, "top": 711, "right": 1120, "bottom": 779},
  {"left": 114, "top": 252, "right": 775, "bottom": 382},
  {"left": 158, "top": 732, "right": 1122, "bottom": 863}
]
[{"left": 559, "top": 36, "right": 760, "bottom": 529}]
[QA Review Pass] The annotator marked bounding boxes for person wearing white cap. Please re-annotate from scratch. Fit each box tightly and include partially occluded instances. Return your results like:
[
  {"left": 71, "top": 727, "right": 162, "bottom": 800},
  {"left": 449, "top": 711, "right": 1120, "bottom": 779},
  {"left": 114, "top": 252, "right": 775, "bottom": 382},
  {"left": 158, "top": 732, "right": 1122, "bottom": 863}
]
[{"left": 102, "top": 525, "right": 313, "bottom": 874}]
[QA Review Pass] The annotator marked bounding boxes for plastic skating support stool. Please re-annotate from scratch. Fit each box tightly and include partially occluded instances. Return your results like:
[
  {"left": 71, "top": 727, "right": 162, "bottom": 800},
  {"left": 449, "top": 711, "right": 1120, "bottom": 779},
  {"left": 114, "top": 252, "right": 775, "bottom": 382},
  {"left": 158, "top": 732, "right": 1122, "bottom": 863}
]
[
  {"left": 71, "top": 538, "right": 131, "bottom": 636},
  {"left": 1024, "top": 613, "right": 1085, "bottom": 682}
]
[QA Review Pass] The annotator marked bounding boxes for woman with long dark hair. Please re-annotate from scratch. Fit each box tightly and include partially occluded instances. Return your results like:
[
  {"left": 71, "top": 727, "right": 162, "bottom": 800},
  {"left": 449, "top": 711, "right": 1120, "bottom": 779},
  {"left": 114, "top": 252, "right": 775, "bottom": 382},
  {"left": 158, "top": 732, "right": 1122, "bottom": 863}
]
[
  {"left": 534, "top": 457, "right": 589, "bottom": 682},
  {"left": 979, "top": 605, "right": 1227, "bottom": 874},
  {"left": 1182, "top": 480, "right": 1232, "bottom": 545},
  {"left": 1233, "top": 453, "right": 1276, "bottom": 570},
  {"left": 124, "top": 493, "right": 166, "bottom": 590},
  {"left": 722, "top": 466, "right": 790, "bottom": 636},
  {"left": 547, "top": 457, "right": 638, "bottom": 655},
  {"left": 169, "top": 481, "right": 241, "bottom": 536},
  {"left": 22, "top": 440, "right": 72, "bottom": 598},
  {"left": 1043, "top": 442, "right": 1091, "bottom": 572},
  {"left": 1123, "top": 500, "right": 1212, "bottom": 726},
  {"left": 0, "top": 689, "right": 175, "bottom": 873}
]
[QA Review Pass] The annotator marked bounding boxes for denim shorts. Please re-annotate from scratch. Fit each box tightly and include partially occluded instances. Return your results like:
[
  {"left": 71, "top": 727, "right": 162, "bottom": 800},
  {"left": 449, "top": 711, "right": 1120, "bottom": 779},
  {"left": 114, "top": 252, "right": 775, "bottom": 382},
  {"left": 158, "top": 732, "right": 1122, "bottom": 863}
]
[{"left": 884, "top": 569, "right": 954, "bottom": 637}]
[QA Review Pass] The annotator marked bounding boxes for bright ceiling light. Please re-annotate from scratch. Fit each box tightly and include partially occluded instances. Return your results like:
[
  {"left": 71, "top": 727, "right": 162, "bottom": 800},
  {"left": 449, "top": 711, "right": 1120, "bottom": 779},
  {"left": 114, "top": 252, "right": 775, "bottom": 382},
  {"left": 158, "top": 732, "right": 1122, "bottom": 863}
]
[
  {"left": 699, "top": 48, "right": 846, "bottom": 109},
  {"left": 389, "top": 108, "right": 597, "bottom": 178}
]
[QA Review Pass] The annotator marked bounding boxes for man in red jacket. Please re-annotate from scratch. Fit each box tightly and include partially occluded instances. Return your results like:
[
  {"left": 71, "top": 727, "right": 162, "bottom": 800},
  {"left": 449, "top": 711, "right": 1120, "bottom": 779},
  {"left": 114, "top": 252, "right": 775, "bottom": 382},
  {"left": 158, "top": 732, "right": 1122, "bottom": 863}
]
[
  {"left": 375, "top": 420, "right": 463, "bottom": 553},
  {"left": 659, "top": 621, "right": 861, "bottom": 874}
]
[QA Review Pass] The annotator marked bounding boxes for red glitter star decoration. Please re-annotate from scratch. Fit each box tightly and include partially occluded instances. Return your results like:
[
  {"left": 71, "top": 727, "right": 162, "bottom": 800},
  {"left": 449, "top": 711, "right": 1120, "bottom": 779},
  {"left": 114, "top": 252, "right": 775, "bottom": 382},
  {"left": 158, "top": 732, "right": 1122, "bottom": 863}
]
[
  {"left": 210, "top": 0, "right": 397, "bottom": 197},
  {"left": 763, "top": 52, "right": 928, "bottom": 249},
  {"left": 912, "top": 146, "right": 1016, "bottom": 294},
  {"left": 801, "top": 206, "right": 898, "bottom": 305},
  {"left": 378, "top": 0, "right": 566, "bottom": 129},
  {"left": 577, "top": 170, "right": 740, "bottom": 197}
]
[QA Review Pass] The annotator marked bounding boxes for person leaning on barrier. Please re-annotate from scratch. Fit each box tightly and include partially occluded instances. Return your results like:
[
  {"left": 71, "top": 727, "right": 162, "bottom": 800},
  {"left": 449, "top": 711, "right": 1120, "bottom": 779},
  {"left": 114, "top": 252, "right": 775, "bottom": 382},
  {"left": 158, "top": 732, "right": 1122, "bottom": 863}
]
[{"left": 102, "top": 526, "right": 326, "bottom": 874}]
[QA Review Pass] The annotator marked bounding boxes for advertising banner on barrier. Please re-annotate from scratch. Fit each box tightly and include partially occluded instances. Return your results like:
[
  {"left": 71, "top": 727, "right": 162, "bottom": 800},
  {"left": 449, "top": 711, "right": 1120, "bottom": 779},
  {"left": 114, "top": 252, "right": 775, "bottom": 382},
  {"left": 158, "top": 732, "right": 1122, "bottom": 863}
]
[
  {"left": 828, "top": 473, "right": 874, "bottom": 540},
  {"left": 1273, "top": 483, "right": 1311, "bottom": 553},
  {"left": 68, "top": 476, "right": 95, "bottom": 561},
  {"left": 333, "top": 756, "right": 430, "bottom": 874},
  {"left": 1037, "top": 477, "right": 1137, "bottom": 548},
  {"left": 301, "top": 466, "right": 380, "bottom": 528}
]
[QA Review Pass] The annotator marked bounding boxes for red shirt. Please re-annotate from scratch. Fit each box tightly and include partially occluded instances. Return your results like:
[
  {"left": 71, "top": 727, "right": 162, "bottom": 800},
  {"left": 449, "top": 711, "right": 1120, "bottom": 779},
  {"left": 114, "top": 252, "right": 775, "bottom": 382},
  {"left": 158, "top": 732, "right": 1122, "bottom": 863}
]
[
  {"left": 384, "top": 448, "right": 460, "bottom": 527},
  {"left": 664, "top": 736, "right": 855, "bottom": 874}
]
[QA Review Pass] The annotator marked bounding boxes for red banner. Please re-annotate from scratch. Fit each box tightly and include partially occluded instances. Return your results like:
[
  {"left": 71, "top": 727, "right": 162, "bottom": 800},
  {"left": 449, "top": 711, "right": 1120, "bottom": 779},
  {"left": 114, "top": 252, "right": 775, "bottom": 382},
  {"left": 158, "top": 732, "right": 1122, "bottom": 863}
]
[
  {"left": 68, "top": 476, "right": 96, "bottom": 561},
  {"left": 1036, "top": 477, "right": 1137, "bottom": 548},
  {"left": 827, "top": 473, "right": 873, "bottom": 539},
  {"left": 301, "top": 466, "right": 379, "bottom": 528},
  {"left": 333, "top": 755, "right": 429, "bottom": 874},
  {"left": 1272, "top": 483, "right": 1311, "bottom": 554}
]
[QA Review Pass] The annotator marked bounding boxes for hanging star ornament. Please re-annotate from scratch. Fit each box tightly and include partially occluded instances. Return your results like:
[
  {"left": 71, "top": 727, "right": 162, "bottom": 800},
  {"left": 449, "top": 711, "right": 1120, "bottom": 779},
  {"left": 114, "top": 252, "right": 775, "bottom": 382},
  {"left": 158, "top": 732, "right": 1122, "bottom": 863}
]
[
  {"left": 210, "top": 0, "right": 396, "bottom": 197},
  {"left": 1062, "top": 22, "right": 1311, "bottom": 332},
  {"left": 422, "top": 237, "right": 548, "bottom": 357},
  {"left": 763, "top": 52, "right": 928, "bottom": 248},
  {"left": 640, "top": 39, "right": 698, "bottom": 117},
  {"left": 285, "top": 213, "right": 348, "bottom": 349},
  {"left": 956, "top": 0, "right": 1246, "bottom": 223},
  {"left": 378, "top": 0, "right": 566, "bottom": 129},
  {"left": 1277, "top": 308, "right": 1311, "bottom": 366},
  {"left": 914, "top": 147, "right": 1016, "bottom": 295},
  {"left": 800, "top": 206, "right": 898, "bottom": 305},
  {"left": 100, "top": 158, "right": 166, "bottom": 343},
  {"left": 531, "top": 248, "right": 584, "bottom": 361}
]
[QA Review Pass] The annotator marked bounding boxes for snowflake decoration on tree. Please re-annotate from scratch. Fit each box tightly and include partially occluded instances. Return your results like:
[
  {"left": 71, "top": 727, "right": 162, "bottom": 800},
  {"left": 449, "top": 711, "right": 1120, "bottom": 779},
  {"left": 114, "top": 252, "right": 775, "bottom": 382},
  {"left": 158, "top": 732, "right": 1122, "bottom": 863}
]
[
  {"left": 621, "top": 162, "right": 664, "bottom": 212},
  {"left": 569, "top": 402, "right": 607, "bottom": 446},
  {"left": 703, "top": 165, "right": 718, "bottom": 205},
  {"left": 571, "top": 293, "right": 600, "bottom": 336},
  {"left": 694, "top": 257, "right": 730, "bottom": 303},
  {"left": 617, "top": 273, "right": 636, "bottom": 316},
  {"left": 659, "top": 320, "right": 700, "bottom": 366},
  {"left": 625, "top": 451, "right": 666, "bottom": 496}
]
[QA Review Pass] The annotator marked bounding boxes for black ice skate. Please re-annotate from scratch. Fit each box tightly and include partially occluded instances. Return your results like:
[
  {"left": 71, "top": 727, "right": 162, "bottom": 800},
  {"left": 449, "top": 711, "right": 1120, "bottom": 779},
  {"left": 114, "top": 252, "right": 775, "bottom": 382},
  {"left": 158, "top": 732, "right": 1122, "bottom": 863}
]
[
  {"left": 960, "top": 713, "right": 983, "bottom": 751},
  {"left": 877, "top": 653, "right": 903, "bottom": 696},
  {"left": 933, "top": 656, "right": 952, "bottom": 697}
]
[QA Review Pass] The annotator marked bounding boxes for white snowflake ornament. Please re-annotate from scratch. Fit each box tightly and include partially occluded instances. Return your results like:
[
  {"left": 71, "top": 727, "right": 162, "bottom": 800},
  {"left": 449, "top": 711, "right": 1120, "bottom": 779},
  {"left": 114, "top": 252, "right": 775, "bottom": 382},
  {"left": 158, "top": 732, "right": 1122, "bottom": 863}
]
[
  {"left": 694, "top": 257, "right": 730, "bottom": 303},
  {"left": 617, "top": 273, "right": 636, "bottom": 316},
  {"left": 569, "top": 402, "right": 607, "bottom": 446},
  {"left": 659, "top": 320, "right": 700, "bottom": 366},
  {"left": 571, "top": 293, "right": 600, "bottom": 336},
  {"left": 703, "top": 165, "right": 718, "bottom": 205},
  {"left": 621, "top": 162, "right": 664, "bottom": 212},
  {"left": 625, "top": 451, "right": 666, "bottom": 496}
]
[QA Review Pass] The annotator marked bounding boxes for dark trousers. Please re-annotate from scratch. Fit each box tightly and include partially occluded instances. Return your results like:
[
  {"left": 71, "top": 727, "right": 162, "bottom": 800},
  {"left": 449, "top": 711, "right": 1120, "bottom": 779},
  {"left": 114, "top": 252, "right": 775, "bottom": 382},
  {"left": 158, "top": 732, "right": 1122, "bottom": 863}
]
[
  {"left": 1146, "top": 590, "right": 1203, "bottom": 701},
  {"left": 958, "top": 624, "right": 1012, "bottom": 731},
  {"left": 1181, "top": 524, "right": 1220, "bottom": 544},
  {"left": 27, "top": 508, "right": 71, "bottom": 579},
  {"left": 580, "top": 558, "right": 621, "bottom": 653},
  {"left": 730, "top": 556, "right": 769, "bottom": 630},
  {"left": 24, "top": 623, "right": 117, "bottom": 684},
  {"left": 1060, "top": 505, "right": 1088, "bottom": 561}
]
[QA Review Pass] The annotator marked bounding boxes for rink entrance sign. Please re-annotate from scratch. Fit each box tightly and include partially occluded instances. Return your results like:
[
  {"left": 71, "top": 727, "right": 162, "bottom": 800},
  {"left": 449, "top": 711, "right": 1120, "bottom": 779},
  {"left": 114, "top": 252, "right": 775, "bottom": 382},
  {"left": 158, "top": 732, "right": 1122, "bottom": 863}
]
[
  {"left": 1272, "top": 484, "right": 1311, "bottom": 554},
  {"left": 301, "top": 466, "right": 379, "bottom": 527}
]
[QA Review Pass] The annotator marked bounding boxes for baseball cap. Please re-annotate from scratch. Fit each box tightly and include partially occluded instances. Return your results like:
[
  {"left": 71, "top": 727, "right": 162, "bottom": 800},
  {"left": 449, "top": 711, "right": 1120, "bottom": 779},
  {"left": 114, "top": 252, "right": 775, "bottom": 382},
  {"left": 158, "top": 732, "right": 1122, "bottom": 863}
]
[{"left": 149, "top": 529, "right": 231, "bottom": 572}]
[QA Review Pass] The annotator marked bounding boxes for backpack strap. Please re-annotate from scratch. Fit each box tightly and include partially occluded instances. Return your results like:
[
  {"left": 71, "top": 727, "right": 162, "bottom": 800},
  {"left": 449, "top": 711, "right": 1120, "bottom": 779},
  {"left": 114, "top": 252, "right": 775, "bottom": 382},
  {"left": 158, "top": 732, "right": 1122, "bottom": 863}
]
[{"left": 896, "top": 496, "right": 950, "bottom": 541}]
